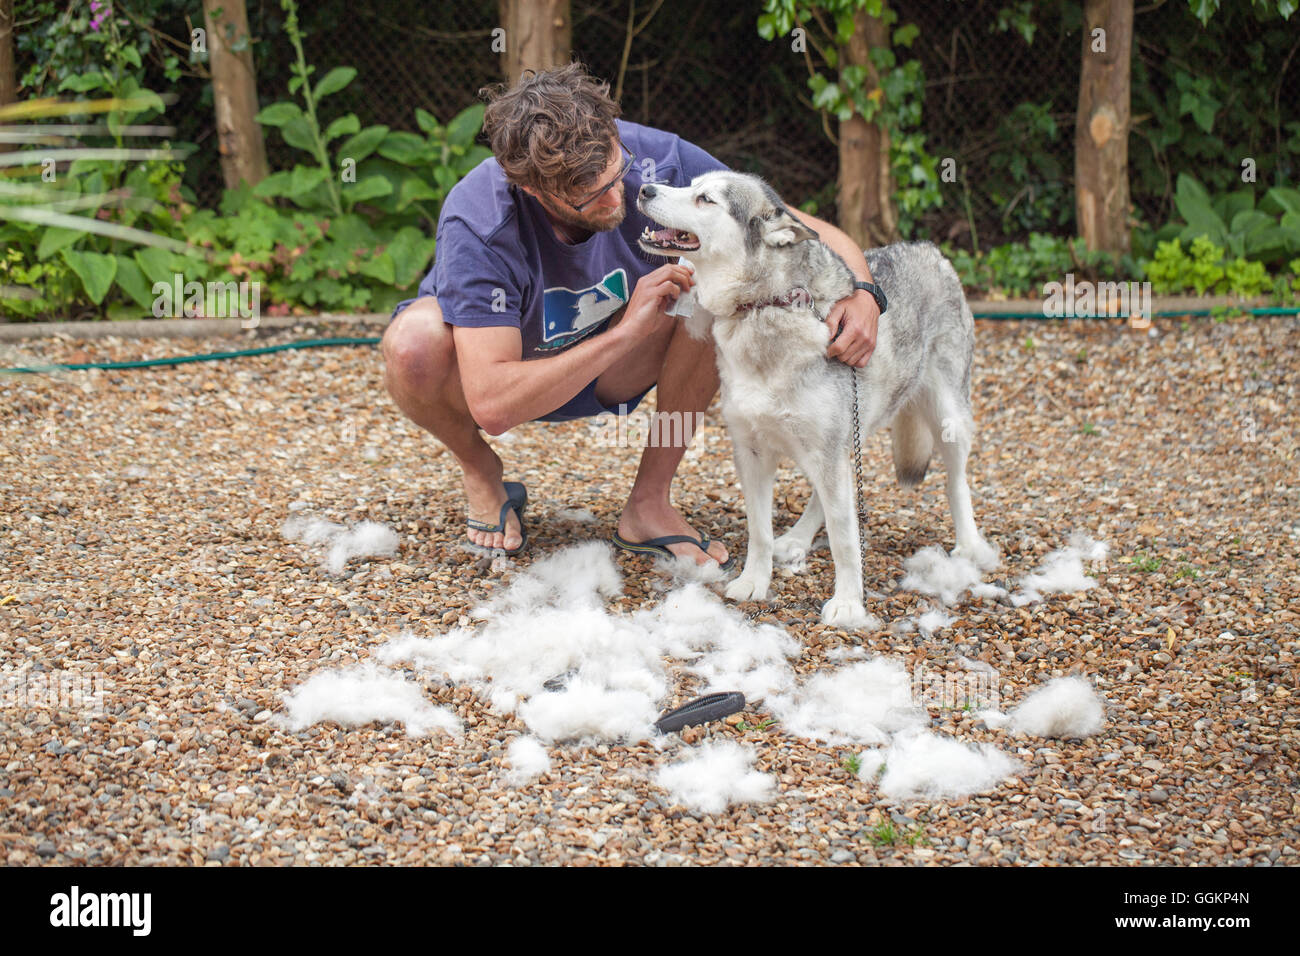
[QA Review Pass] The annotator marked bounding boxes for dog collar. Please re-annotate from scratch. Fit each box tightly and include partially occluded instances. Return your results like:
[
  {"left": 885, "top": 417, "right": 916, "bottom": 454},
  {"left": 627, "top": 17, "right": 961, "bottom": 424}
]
[{"left": 735, "top": 286, "right": 814, "bottom": 314}]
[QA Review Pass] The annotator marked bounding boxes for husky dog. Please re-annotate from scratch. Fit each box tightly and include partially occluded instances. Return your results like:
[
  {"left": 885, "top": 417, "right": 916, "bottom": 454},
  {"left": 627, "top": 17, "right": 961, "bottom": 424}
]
[{"left": 637, "top": 171, "right": 997, "bottom": 626}]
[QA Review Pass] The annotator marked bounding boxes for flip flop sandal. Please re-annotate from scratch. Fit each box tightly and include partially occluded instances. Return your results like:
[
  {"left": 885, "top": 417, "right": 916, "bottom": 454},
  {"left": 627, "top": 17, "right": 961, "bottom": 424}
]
[
  {"left": 654, "top": 691, "right": 747, "bottom": 734},
  {"left": 466, "top": 481, "right": 528, "bottom": 556},
  {"left": 611, "top": 531, "right": 736, "bottom": 572}
]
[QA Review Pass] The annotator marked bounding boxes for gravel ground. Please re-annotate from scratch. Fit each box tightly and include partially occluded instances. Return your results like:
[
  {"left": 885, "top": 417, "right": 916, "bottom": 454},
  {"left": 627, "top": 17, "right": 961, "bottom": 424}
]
[{"left": 0, "top": 313, "right": 1296, "bottom": 867}]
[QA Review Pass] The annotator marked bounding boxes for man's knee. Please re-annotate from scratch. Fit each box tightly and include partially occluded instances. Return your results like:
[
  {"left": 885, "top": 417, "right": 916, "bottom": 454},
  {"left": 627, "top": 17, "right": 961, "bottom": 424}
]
[{"left": 382, "top": 298, "right": 454, "bottom": 382}]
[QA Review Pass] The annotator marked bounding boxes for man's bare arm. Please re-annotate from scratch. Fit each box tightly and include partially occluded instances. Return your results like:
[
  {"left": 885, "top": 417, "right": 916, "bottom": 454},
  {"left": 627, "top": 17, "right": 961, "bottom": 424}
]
[{"left": 788, "top": 207, "right": 880, "bottom": 368}]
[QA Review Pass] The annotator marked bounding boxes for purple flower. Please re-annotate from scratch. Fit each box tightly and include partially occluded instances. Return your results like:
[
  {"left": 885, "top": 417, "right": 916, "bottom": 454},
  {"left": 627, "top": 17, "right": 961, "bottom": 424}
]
[{"left": 88, "top": 1, "right": 110, "bottom": 31}]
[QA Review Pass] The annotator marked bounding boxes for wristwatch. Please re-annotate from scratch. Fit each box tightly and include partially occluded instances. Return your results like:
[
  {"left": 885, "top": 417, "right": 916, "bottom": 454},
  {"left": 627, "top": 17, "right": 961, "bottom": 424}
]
[{"left": 853, "top": 280, "right": 887, "bottom": 315}]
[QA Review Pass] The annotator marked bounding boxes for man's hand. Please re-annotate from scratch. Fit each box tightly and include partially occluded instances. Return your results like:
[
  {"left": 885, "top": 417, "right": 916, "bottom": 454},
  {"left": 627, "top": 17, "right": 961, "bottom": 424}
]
[
  {"left": 826, "top": 287, "right": 879, "bottom": 368},
  {"left": 619, "top": 262, "right": 694, "bottom": 341}
]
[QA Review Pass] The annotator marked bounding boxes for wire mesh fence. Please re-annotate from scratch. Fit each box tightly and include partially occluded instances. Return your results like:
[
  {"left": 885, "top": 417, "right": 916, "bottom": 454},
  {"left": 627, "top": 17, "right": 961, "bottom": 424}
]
[{"left": 17, "top": 0, "right": 1298, "bottom": 250}]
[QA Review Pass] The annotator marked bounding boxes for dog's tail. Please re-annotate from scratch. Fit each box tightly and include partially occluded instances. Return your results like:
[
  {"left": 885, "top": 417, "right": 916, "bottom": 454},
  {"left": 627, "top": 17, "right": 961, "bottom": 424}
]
[{"left": 890, "top": 404, "right": 933, "bottom": 487}]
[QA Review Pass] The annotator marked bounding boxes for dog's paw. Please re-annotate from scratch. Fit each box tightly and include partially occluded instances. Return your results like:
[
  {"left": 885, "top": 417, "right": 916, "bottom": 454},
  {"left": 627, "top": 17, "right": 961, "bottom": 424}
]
[
  {"left": 773, "top": 535, "right": 809, "bottom": 567},
  {"left": 725, "top": 573, "right": 771, "bottom": 603},
  {"left": 954, "top": 538, "right": 1000, "bottom": 572},
  {"left": 820, "top": 597, "right": 872, "bottom": 628}
]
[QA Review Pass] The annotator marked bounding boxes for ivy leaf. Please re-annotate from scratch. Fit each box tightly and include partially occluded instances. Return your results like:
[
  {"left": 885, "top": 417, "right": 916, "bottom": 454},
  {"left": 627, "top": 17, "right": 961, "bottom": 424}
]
[
  {"left": 834, "top": 12, "right": 855, "bottom": 45},
  {"left": 894, "top": 23, "right": 920, "bottom": 48},
  {"left": 812, "top": 81, "right": 842, "bottom": 111}
]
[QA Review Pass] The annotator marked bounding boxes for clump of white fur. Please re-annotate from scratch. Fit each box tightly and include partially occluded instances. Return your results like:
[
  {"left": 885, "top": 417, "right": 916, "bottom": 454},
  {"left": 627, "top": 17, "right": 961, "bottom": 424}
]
[
  {"left": 503, "top": 737, "right": 551, "bottom": 785},
  {"left": 1010, "top": 532, "right": 1109, "bottom": 606},
  {"left": 770, "top": 659, "right": 924, "bottom": 745},
  {"left": 979, "top": 676, "right": 1105, "bottom": 738},
  {"left": 858, "top": 730, "right": 1019, "bottom": 799},
  {"left": 282, "top": 514, "right": 400, "bottom": 574},
  {"left": 654, "top": 741, "right": 775, "bottom": 814},
  {"left": 277, "top": 663, "right": 461, "bottom": 738},
  {"left": 377, "top": 548, "right": 799, "bottom": 743},
  {"left": 1007, "top": 676, "right": 1105, "bottom": 737},
  {"left": 901, "top": 546, "right": 982, "bottom": 605}
]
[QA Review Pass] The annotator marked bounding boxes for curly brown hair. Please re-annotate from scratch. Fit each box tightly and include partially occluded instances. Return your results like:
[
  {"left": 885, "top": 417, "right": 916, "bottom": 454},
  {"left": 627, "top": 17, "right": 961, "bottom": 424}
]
[{"left": 480, "top": 62, "right": 622, "bottom": 198}]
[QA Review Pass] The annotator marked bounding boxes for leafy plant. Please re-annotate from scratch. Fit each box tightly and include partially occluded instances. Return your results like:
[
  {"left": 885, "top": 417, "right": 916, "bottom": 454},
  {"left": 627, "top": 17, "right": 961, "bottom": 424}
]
[
  {"left": 0, "top": 89, "right": 197, "bottom": 320},
  {"left": 1159, "top": 174, "right": 1300, "bottom": 266},
  {"left": 986, "top": 101, "right": 1070, "bottom": 235},
  {"left": 944, "top": 233, "right": 1142, "bottom": 298},
  {"left": 866, "top": 818, "right": 898, "bottom": 846},
  {"left": 758, "top": 0, "right": 943, "bottom": 238},
  {"left": 1129, "top": 552, "right": 1164, "bottom": 573},
  {"left": 1146, "top": 236, "right": 1272, "bottom": 297},
  {"left": 254, "top": 0, "right": 489, "bottom": 232}
]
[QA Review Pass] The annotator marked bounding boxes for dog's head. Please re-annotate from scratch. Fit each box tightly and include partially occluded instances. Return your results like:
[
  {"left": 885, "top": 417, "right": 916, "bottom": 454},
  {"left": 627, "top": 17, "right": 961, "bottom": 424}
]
[{"left": 635, "top": 171, "right": 819, "bottom": 270}]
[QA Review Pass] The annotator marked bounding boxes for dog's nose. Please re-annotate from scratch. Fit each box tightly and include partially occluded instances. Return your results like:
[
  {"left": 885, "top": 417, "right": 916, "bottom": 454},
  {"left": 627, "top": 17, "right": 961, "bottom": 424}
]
[{"left": 639, "top": 184, "right": 656, "bottom": 199}]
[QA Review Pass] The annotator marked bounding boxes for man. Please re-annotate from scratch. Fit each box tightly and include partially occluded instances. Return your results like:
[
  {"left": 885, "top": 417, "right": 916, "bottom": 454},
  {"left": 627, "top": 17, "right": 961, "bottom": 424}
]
[{"left": 381, "top": 63, "right": 879, "bottom": 567}]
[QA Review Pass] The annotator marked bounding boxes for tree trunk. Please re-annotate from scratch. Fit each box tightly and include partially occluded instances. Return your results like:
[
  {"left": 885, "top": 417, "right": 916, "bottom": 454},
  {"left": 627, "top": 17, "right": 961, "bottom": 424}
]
[
  {"left": 1075, "top": 0, "right": 1133, "bottom": 257},
  {"left": 0, "top": 0, "right": 16, "bottom": 107},
  {"left": 838, "top": 6, "right": 897, "bottom": 249},
  {"left": 498, "top": 0, "right": 572, "bottom": 87},
  {"left": 203, "top": 0, "right": 269, "bottom": 190}
]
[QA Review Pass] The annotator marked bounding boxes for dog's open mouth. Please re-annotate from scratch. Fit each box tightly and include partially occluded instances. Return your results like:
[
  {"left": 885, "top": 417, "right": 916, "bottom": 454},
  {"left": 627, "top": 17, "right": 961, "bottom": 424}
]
[{"left": 639, "top": 225, "right": 700, "bottom": 252}]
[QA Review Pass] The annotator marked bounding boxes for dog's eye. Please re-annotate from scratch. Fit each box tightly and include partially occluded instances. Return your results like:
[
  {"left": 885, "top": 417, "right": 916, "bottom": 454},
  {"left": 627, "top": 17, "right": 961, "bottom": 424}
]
[{"left": 695, "top": 194, "right": 714, "bottom": 205}]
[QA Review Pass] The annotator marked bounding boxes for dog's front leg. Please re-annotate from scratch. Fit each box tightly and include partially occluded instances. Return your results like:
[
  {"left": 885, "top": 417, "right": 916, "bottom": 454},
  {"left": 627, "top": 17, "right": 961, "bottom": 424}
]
[
  {"left": 774, "top": 489, "right": 824, "bottom": 564},
  {"left": 724, "top": 438, "right": 778, "bottom": 603},
  {"left": 799, "top": 450, "right": 870, "bottom": 627}
]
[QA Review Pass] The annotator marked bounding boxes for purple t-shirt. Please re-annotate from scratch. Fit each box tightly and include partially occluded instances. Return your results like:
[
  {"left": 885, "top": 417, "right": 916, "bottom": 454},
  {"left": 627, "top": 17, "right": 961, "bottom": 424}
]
[{"left": 411, "top": 120, "right": 727, "bottom": 359}]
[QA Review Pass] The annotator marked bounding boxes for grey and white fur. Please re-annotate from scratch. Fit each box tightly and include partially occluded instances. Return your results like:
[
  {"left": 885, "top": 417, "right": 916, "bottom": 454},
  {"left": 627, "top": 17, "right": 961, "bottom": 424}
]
[{"left": 637, "top": 170, "right": 997, "bottom": 627}]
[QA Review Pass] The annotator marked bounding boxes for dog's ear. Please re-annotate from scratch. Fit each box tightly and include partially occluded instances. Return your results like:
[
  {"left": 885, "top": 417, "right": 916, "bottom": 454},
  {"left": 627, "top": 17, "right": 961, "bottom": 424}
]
[{"left": 759, "top": 207, "right": 819, "bottom": 247}]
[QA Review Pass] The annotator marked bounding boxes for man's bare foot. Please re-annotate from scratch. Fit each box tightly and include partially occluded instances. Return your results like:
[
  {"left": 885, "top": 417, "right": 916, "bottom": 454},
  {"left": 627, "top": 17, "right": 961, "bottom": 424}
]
[
  {"left": 460, "top": 450, "right": 523, "bottom": 552},
  {"left": 617, "top": 494, "right": 729, "bottom": 567}
]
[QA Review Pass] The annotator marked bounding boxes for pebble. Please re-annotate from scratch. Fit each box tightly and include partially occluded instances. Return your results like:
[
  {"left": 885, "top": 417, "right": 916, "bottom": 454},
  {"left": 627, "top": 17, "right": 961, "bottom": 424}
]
[{"left": 2, "top": 315, "right": 1295, "bottom": 866}]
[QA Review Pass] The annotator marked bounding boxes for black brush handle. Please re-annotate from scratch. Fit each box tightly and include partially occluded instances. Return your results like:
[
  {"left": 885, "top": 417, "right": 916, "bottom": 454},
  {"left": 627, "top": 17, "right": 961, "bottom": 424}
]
[{"left": 654, "top": 691, "right": 746, "bottom": 734}]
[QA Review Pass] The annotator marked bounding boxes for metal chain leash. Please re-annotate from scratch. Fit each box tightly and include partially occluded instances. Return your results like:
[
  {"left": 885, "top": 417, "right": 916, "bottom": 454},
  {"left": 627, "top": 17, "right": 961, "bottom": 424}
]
[{"left": 850, "top": 364, "right": 868, "bottom": 594}]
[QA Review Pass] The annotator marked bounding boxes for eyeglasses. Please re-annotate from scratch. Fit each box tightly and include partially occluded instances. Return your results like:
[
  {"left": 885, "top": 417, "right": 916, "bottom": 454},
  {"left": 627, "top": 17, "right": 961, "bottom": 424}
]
[{"left": 566, "top": 142, "right": 635, "bottom": 212}]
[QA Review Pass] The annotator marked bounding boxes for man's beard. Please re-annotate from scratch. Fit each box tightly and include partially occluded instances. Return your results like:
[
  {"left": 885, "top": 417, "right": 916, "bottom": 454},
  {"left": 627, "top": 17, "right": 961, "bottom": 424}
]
[{"left": 537, "top": 182, "right": 627, "bottom": 235}]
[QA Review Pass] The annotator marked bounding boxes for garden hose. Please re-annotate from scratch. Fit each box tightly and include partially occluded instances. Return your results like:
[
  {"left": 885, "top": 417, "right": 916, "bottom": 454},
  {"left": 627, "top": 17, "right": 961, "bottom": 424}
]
[
  {"left": 0, "top": 336, "right": 381, "bottom": 374},
  {"left": 2, "top": 307, "right": 1299, "bottom": 374},
  {"left": 972, "top": 307, "right": 1300, "bottom": 320}
]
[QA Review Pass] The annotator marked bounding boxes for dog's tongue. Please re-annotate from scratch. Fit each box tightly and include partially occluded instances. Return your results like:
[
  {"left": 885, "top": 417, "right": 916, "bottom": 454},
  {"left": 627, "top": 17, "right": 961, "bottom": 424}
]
[{"left": 652, "top": 227, "right": 681, "bottom": 242}]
